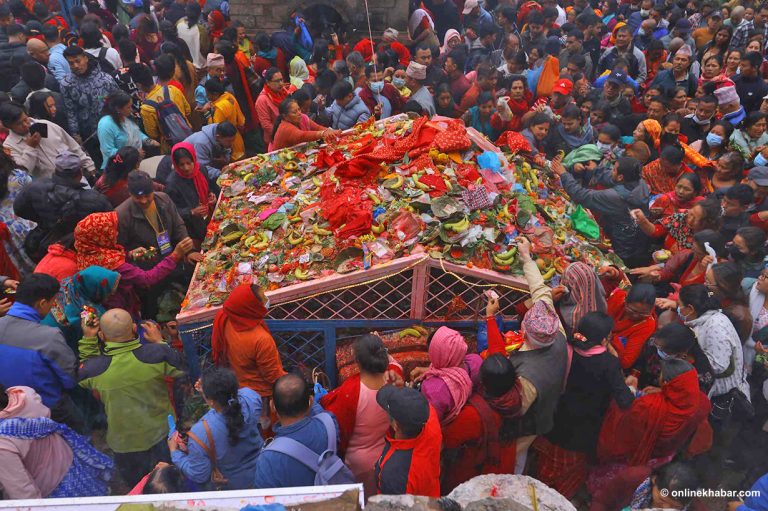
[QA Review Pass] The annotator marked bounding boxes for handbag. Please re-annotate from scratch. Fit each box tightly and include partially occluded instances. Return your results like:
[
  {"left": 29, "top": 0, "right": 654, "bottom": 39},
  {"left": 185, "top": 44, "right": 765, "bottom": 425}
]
[{"left": 187, "top": 419, "right": 228, "bottom": 489}]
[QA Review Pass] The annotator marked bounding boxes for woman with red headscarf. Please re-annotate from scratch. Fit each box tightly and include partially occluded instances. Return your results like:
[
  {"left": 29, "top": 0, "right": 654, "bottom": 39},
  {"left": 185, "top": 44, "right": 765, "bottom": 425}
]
[
  {"left": 207, "top": 10, "right": 226, "bottom": 45},
  {"left": 164, "top": 142, "right": 217, "bottom": 244},
  {"left": 73, "top": 212, "right": 194, "bottom": 317},
  {"left": 595, "top": 358, "right": 711, "bottom": 469},
  {"left": 211, "top": 284, "right": 285, "bottom": 401}
]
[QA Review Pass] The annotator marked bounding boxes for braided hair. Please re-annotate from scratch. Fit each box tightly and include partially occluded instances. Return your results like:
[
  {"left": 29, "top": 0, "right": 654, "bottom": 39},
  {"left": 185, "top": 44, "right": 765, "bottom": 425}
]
[{"left": 201, "top": 368, "right": 244, "bottom": 445}]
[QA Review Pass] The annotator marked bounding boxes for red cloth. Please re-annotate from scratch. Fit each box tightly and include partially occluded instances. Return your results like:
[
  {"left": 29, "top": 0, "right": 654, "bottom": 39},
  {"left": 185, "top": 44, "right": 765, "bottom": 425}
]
[
  {"left": 434, "top": 119, "right": 471, "bottom": 152},
  {"left": 171, "top": 142, "right": 209, "bottom": 208},
  {"left": 496, "top": 130, "right": 533, "bottom": 153},
  {"left": 441, "top": 396, "right": 516, "bottom": 493},
  {"left": 211, "top": 284, "right": 267, "bottom": 364},
  {"left": 34, "top": 243, "right": 77, "bottom": 281},
  {"left": 607, "top": 288, "right": 657, "bottom": 370},
  {"left": 74, "top": 212, "right": 126, "bottom": 270},
  {"left": 0, "top": 223, "right": 19, "bottom": 281},
  {"left": 597, "top": 368, "right": 711, "bottom": 466},
  {"left": 353, "top": 38, "right": 374, "bottom": 62},
  {"left": 533, "top": 436, "right": 589, "bottom": 499},
  {"left": 388, "top": 41, "right": 411, "bottom": 66}
]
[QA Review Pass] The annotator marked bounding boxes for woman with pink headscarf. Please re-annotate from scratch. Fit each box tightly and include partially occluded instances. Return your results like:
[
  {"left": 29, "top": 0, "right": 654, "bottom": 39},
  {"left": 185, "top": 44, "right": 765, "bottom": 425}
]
[
  {"left": 419, "top": 327, "right": 480, "bottom": 425},
  {"left": 0, "top": 386, "right": 112, "bottom": 498}
]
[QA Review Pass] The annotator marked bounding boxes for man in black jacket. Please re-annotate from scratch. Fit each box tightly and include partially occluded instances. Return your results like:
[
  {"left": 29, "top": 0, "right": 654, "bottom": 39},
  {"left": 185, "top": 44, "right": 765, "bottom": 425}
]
[
  {"left": 14, "top": 150, "right": 112, "bottom": 261},
  {"left": 734, "top": 52, "right": 768, "bottom": 114},
  {"left": 0, "top": 24, "right": 29, "bottom": 92}
]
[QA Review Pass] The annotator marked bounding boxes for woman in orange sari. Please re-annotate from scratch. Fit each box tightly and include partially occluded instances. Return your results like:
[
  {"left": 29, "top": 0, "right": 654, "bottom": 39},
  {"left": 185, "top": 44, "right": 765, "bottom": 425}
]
[{"left": 633, "top": 118, "right": 711, "bottom": 170}]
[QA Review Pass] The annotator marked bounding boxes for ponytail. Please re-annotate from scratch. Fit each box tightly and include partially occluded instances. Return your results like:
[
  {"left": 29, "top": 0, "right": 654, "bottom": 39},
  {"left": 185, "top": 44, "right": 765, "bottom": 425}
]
[{"left": 201, "top": 368, "right": 244, "bottom": 445}]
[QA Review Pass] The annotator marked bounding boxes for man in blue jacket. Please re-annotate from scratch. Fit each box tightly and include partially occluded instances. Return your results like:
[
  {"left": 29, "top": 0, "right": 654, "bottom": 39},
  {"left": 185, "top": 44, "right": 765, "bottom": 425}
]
[
  {"left": 183, "top": 122, "right": 236, "bottom": 182},
  {"left": 253, "top": 373, "right": 341, "bottom": 489},
  {"left": 0, "top": 273, "right": 82, "bottom": 431}
]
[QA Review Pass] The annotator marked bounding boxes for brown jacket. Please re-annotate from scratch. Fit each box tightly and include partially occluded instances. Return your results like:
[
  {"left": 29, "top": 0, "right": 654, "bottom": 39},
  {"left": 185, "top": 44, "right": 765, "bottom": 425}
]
[{"left": 116, "top": 191, "right": 188, "bottom": 256}]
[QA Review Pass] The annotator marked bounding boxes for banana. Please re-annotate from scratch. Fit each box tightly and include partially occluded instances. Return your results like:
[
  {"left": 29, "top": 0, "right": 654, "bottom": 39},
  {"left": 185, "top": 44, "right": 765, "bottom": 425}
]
[
  {"left": 252, "top": 233, "right": 269, "bottom": 250},
  {"left": 288, "top": 231, "right": 303, "bottom": 245},
  {"left": 242, "top": 172, "right": 254, "bottom": 182},
  {"left": 243, "top": 235, "right": 257, "bottom": 247},
  {"left": 531, "top": 171, "right": 539, "bottom": 187},
  {"left": 493, "top": 253, "right": 516, "bottom": 265},
  {"left": 542, "top": 267, "right": 557, "bottom": 280},
  {"left": 284, "top": 161, "right": 298, "bottom": 171},
  {"left": 312, "top": 176, "right": 322, "bottom": 187},
  {"left": 313, "top": 224, "right": 333, "bottom": 236},
  {"left": 444, "top": 179, "right": 453, "bottom": 192},
  {"left": 295, "top": 268, "right": 311, "bottom": 280},
  {"left": 413, "top": 174, "right": 431, "bottom": 191},
  {"left": 371, "top": 223, "right": 385, "bottom": 234},
  {"left": 497, "top": 247, "right": 518, "bottom": 260},
  {"left": 399, "top": 328, "right": 422, "bottom": 338},
  {"left": 383, "top": 175, "right": 404, "bottom": 189},
  {"left": 445, "top": 216, "right": 469, "bottom": 232},
  {"left": 413, "top": 325, "right": 429, "bottom": 336},
  {"left": 525, "top": 179, "right": 533, "bottom": 194},
  {"left": 368, "top": 192, "right": 382, "bottom": 205}
]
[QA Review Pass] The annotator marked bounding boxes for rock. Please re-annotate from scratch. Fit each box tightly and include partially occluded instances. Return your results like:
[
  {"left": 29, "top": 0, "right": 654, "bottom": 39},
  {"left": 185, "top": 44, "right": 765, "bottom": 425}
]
[{"left": 448, "top": 475, "right": 576, "bottom": 511}]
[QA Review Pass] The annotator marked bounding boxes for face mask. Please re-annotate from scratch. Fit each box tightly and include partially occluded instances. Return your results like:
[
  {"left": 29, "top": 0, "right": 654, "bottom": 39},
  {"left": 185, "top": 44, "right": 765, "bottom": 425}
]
[
  {"left": 677, "top": 305, "right": 689, "bottom": 323},
  {"left": 691, "top": 114, "right": 711, "bottom": 126},
  {"left": 393, "top": 77, "right": 406, "bottom": 88},
  {"left": 657, "top": 347, "right": 672, "bottom": 360},
  {"left": 596, "top": 141, "right": 613, "bottom": 152},
  {"left": 370, "top": 81, "right": 385, "bottom": 94},
  {"left": 640, "top": 8, "right": 650, "bottom": 16},
  {"left": 706, "top": 132, "right": 723, "bottom": 146},
  {"left": 729, "top": 244, "right": 746, "bottom": 261},
  {"left": 756, "top": 153, "right": 768, "bottom": 166},
  {"left": 661, "top": 132, "right": 678, "bottom": 145}
]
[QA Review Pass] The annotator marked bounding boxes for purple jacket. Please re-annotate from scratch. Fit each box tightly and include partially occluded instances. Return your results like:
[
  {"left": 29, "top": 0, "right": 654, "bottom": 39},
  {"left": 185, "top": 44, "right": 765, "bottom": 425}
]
[{"left": 106, "top": 256, "right": 178, "bottom": 317}]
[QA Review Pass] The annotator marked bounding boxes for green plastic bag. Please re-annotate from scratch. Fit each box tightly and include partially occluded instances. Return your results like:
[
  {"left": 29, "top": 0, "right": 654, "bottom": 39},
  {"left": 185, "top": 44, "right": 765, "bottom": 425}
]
[{"left": 570, "top": 205, "right": 600, "bottom": 240}]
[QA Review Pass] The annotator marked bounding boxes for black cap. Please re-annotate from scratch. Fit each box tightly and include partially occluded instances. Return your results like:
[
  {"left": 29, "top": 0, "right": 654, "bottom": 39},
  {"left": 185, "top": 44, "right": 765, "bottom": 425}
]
[
  {"left": 127, "top": 170, "right": 154, "bottom": 196},
  {"left": 376, "top": 385, "right": 429, "bottom": 433}
]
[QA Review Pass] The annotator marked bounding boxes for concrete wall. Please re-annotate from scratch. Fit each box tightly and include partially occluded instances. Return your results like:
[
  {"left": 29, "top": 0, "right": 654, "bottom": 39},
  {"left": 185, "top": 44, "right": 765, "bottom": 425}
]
[{"left": 230, "top": 0, "right": 410, "bottom": 38}]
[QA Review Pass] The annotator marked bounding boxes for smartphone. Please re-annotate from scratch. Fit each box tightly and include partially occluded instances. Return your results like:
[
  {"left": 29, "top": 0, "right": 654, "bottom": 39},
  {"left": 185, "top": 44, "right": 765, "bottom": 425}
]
[
  {"left": 29, "top": 122, "right": 48, "bottom": 138},
  {"left": 167, "top": 414, "right": 176, "bottom": 439}
]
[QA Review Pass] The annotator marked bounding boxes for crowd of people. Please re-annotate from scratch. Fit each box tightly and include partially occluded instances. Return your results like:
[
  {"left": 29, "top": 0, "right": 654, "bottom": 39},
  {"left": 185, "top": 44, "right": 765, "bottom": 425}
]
[{"left": 0, "top": 0, "right": 768, "bottom": 508}]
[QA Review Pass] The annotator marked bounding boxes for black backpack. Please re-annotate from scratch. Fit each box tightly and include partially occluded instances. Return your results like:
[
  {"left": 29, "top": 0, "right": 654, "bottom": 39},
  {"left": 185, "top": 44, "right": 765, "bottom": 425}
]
[{"left": 93, "top": 47, "right": 116, "bottom": 75}]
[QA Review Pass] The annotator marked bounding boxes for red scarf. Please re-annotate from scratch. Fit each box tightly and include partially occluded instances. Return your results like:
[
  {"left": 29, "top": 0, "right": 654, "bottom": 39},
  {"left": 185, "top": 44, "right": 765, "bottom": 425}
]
[
  {"left": 262, "top": 82, "right": 295, "bottom": 106},
  {"left": 484, "top": 381, "right": 523, "bottom": 418},
  {"left": 211, "top": 284, "right": 267, "bottom": 364},
  {"left": 597, "top": 369, "right": 710, "bottom": 465},
  {"left": 171, "top": 142, "right": 209, "bottom": 208},
  {"left": 208, "top": 10, "right": 226, "bottom": 41}
]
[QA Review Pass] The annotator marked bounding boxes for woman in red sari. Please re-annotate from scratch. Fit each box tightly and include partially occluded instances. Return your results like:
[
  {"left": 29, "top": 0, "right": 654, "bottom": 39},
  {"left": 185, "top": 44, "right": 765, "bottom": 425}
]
[
  {"left": 596, "top": 357, "right": 711, "bottom": 468},
  {"left": 630, "top": 229, "right": 725, "bottom": 292},
  {"left": 607, "top": 284, "right": 657, "bottom": 370},
  {"left": 255, "top": 67, "right": 296, "bottom": 147},
  {"left": 633, "top": 198, "right": 721, "bottom": 252},
  {"left": 319, "top": 334, "right": 402, "bottom": 498},
  {"left": 648, "top": 173, "right": 704, "bottom": 221},
  {"left": 504, "top": 75, "right": 533, "bottom": 132}
]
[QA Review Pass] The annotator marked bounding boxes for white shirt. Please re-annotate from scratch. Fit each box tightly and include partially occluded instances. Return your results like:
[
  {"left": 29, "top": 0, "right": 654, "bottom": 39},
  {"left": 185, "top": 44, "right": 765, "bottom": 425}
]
[
  {"left": 3, "top": 119, "right": 96, "bottom": 180},
  {"left": 85, "top": 47, "right": 122, "bottom": 71}
]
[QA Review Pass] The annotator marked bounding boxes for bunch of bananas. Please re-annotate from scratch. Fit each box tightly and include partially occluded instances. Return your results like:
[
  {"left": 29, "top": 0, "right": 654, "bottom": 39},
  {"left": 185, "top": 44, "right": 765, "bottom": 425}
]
[{"left": 398, "top": 325, "right": 429, "bottom": 338}]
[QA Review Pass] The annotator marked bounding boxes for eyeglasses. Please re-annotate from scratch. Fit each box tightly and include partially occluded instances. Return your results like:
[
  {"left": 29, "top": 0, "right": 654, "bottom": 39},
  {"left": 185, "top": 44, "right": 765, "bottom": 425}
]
[{"left": 758, "top": 273, "right": 768, "bottom": 281}]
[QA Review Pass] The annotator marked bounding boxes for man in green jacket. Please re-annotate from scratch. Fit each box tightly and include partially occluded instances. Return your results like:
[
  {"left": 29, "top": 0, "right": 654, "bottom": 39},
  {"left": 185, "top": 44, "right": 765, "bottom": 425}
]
[{"left": 79, "top": 308, "right": 185, "bottom": 487}]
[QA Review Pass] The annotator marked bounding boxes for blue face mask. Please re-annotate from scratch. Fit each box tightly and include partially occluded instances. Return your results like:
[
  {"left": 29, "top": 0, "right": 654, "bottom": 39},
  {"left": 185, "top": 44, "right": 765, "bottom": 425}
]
[
  {"left": 677, "top": 305, "right": 689, "bottom": 323},
  {"left": 393, "top": 77, "right": 406, "bottom": 88},
  {"left": 756, "top": 153, "right": 768, "bottom": 167},
  {"left": 657, "top": 347, "right": 672, "bottom": 360},
  {"left": 706, "top": 132, "right": 723, "bottom": 147},
  {"left": 370, "top": 81, "right": 385, "bottom": 94}
]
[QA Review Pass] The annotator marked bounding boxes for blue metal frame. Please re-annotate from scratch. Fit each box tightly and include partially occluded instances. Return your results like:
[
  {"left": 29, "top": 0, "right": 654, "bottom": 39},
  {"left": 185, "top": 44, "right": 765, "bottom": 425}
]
[{"left": 180, "top": 317, "right": 519, "bottom": 386}]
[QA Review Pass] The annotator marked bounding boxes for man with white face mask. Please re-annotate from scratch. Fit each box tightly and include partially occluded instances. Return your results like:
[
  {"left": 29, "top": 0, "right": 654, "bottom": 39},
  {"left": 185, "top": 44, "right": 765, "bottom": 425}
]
[{"left": 681, "top": 95, "right": 718, "bottom": 143}]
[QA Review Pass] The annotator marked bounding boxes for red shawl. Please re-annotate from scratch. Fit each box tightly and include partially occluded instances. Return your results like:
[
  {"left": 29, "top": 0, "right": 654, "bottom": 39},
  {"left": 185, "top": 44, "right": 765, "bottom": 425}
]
[
  {"left": 208, "top": 10, "right": 226, "bottom": 42},
  {"left": 597, "top": 369, "right": 711, "bottom": 466},
  {"left": 0, "top": 223, "right": 19, "bottom": 281},
  {"left": 74, "top": 212, "right": 126, "bottom": 271},
  {"left": 607, "top": 288, "right": 657, "bottom": 370},
  {"left": 211, "top": 284, "right": 267, "bottom": 365},
  {"left": 171, "top": 142, "right": 209, "bottom": 208}
]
